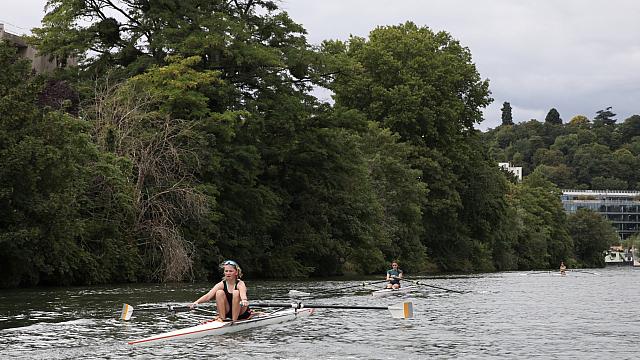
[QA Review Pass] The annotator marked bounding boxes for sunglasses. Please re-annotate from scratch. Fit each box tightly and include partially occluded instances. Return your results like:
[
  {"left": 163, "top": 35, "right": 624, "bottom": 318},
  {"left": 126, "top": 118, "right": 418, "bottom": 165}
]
[{"left": 222, "top": 260, "right": 238, "bottom": 268}]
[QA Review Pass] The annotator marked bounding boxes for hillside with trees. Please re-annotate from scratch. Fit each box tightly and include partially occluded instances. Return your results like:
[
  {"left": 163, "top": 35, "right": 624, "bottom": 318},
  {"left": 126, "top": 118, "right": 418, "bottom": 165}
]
[{"left": 483, "top": 108, "right": 640, "bottom": 190}]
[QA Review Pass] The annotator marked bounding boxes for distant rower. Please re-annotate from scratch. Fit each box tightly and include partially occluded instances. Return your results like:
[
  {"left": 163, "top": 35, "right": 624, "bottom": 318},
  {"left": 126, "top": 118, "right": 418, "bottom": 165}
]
[
  {"left": 386, "top": 261, "right": 403, "bottom": 289},
  {"left": 559, "top": 261, "right": 567, "bottom": 276}
]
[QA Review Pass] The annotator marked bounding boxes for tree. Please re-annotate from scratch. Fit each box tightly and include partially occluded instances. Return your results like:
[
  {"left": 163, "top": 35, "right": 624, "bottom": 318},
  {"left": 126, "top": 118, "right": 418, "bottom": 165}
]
[
  {"left": 618, "top": 114, "right": 640, "bottom": 143},
  {"left": 358, "top": 119, "right": 430, "bottom": 272},
  {"left": 324, "top": 23, "right": 517, "bottom": 273},
  {"left": 534, "top": 164, "right": 576, "bottom": 189},
  {"left": 324, "top": 21, "right": 492, "bottom": 147},
  {"left": 567, "top": 208, "right": 617, "bottom": 267},
  {"left": 594, "top": 107, "right": 616, "bottom": 126},
  {"left": 0, "top": 41, "right": 136, "bottom": 287},
  {"left": 545, "top": 108, "right": 562, "bottom": 125},
  {"left": 83, "top": 60, "right": 216, "bottom": 282},
  {"left": 571, "top": 144, "right": 615, "bottom": 186},
  {"left": 510, "top": 170, "right": 574, "bottom": 269},
  {"left": 455, "top": 137, "right": 518, "bottom": 271},
  {"left": 590, "top": 176, "right": 627, "bottom": 190},
  {"left": 568, "top": 115, "right": 590, "bottom": 128},
  {"left": 533, "top": 148, "right": 564, "bottom": 166},
  {"left": 32, "top": 0, "right": 322, "bottom": 106},
  {"left": 501, "top": 101, "right": 513, "bottom": 126}
]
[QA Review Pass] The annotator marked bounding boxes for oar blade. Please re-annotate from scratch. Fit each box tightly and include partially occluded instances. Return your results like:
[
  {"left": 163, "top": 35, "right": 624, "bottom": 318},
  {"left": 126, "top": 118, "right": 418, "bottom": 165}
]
[
  {"left": 121, "top": 303, "right": 134, "bottom": 321},
  {"left": 388, "top": 301, "right": 413, "bottom": 319},
  {"left": 288, "top": 290, "right": 312, "bottom": 298}
]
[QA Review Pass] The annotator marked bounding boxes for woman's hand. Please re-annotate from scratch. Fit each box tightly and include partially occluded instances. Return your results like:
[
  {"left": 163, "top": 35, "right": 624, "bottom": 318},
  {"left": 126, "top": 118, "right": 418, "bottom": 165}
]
[{"left": 240, "top": 299, "right": 249, "bottom": 307}]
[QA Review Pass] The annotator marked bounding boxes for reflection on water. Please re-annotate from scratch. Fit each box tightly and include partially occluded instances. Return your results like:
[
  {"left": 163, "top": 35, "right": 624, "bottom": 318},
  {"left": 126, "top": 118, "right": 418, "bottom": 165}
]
[{"left": 1, "top": 268, "right": 639, "bottom": 359}]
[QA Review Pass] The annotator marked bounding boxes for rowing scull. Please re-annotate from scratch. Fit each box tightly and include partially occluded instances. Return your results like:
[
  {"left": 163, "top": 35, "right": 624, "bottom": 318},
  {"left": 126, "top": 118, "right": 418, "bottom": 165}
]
[
  {"left": 371, "top": 286, "right": 416, "bottom": 297},
  {"left": 127, "top": 307, "right": 314, "bottom": 345}
]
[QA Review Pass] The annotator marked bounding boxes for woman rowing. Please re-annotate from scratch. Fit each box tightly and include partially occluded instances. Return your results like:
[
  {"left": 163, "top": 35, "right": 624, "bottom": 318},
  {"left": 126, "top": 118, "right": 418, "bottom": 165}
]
[
  {"left": 559, "top": 261, "right": 567, "bottom": 276},
  {"left": 386, "top": 261, "right": 403, "bottom": 289},
  {"left": 190, "top": 260, "right": 252, "bottom": 321}
]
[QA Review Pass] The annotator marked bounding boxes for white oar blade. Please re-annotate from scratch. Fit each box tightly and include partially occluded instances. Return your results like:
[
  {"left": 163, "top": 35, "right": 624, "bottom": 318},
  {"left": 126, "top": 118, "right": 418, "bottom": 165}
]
[
  {"left": 388, "top": 301, "right": 413, "bottom": 319},
  {"left": 121, "top": 303, "right": 134, "bottom": 321},
  {"left": 288, "top": 290, "right": 312, "bottom": 298}
]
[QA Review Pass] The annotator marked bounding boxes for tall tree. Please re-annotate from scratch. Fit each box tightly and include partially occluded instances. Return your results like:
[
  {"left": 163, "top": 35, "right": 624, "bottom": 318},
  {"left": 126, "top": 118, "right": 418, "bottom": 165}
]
[
  {"left": 544, "top": 108, "right": 562, "bottom": 125},
  {"left": 501, "top": 101, "right": 514, "bottom": 126},
  {"left": 594, "top": 106, "right": 617, "bottom": 126},
  {"left": 324, "top": 22, "right": 503, "bottom": 272}
]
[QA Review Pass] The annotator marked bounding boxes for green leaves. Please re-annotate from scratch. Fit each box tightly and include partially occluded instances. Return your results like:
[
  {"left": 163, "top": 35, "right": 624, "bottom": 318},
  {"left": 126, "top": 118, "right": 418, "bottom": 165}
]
[
  {"left": 0, "top": 42, "right": 138, "bottom": 286},
  {"left": 568, "top": 208, "right": 618, "bottom": 267},
  {"left": 128, "top": 56, "right": 221, "bottom": 119},
  {"left": 327, "top": 22, "right": 491, "bottom": 148}
]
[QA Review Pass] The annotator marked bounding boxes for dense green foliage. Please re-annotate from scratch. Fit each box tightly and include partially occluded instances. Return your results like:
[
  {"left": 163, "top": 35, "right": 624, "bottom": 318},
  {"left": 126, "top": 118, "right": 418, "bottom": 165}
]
[
  {"left": 0, "top": 1, "right": 630, "bottom": 287},
  {"left": 484, "top": 109, "right": 640, "bottom": 190},
  {"left": 567, "top": 208, "right": 618, "bottom": 267},
  {"left": 0, "top": 42, "right": 138, "bottom": 287}
]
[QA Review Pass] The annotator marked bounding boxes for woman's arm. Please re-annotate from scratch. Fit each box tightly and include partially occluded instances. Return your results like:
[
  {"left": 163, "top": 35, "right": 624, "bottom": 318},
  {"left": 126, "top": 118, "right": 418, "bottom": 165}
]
[
  {"left": 238, "top": 281, "right": 249, "bottom": 307},
  {"left": 191, "top": 282, "right": 222, "bottom": 307}
]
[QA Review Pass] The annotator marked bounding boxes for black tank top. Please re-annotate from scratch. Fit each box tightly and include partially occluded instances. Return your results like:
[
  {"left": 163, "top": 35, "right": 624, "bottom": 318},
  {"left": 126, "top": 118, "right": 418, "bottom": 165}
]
[
  {"left": 223, "top": 280, "right": 240, "bottom": 305},
  {"left": 222, "top": 280, "right": 251, "bottom": 319}
]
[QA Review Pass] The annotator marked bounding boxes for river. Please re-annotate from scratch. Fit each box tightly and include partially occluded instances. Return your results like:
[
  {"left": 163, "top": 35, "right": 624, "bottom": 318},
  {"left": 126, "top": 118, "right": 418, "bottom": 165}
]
[{"left": 1, "top": 267, "right": 638, "bottom": 359}]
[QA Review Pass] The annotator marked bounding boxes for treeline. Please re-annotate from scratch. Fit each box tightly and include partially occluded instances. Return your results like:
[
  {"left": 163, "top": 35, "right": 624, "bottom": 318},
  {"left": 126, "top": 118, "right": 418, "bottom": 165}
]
[
  {"left": 486, "top": 104, "right": 640, "bottom": 190},
  {"left": 0, "top": 1, "right": 619, "bottom": 288}
]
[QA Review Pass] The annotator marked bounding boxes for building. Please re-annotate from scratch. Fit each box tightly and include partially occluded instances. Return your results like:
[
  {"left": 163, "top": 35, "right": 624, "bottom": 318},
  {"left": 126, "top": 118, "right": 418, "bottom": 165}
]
[
  {"left": 498, "top": 162, "right": 522, "bottom": 181},
  {"left": 0, "top": 23, "right": 76, "bottom": 73},
  {"left": 561, "top": 189, "right": 640, "bottom": 240}
]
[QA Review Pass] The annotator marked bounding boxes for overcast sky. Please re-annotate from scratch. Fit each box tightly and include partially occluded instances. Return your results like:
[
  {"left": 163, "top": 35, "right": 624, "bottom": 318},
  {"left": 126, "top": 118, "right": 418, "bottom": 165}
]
[{"left": 2, "top": 0, "right": 639, "bottom": 130}]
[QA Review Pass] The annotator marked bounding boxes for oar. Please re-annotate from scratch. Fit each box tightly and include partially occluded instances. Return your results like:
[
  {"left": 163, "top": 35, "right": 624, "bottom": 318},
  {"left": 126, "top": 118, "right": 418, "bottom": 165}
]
[
  {"left": 120, "top": 303, "right": 197, "bottom": 321},
  {"left": 568, "top": 269, "right": 600, "bottom": 276},
  {"left": 289, "top": 279, "right": 389, "bottom": 297},
  {"left": 250, "top": 301, "right": 414, "bottom": 319},
  {"left": 405, "top": 279, "right": 466, "bottom": 294},
  {"left": 525, "top": 271, "right": 551, "bottom": 275}
]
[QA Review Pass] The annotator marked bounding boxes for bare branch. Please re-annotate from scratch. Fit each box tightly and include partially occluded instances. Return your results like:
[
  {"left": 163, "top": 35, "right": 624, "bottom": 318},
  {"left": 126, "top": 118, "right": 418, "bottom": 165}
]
[{"left": 83, "top": 75, "right": 208, "bottom": 282}]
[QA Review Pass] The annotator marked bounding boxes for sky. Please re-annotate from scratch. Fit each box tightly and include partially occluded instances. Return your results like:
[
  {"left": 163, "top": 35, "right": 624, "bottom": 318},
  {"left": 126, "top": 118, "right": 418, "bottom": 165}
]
[{"left": 2, "top": 0, "right": 639, "bottom": 130}]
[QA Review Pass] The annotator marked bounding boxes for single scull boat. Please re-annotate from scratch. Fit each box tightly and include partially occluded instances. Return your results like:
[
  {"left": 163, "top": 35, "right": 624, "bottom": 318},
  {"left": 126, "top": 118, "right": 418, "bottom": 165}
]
[
  {"left": 122, "top": 301, "right": 412, "bottom": 345},
  {"left": 126, "top": 307, "right": 314, "bottom": 345},
  {"left": 371, "top": 286, "right": 416, "bottom": 297}
]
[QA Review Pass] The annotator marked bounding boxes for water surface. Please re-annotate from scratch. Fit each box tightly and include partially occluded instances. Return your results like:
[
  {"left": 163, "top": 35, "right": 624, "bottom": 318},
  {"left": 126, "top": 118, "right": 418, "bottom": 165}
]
[{"left": 1, "top": 267, "right": 638, "bottom": 359}]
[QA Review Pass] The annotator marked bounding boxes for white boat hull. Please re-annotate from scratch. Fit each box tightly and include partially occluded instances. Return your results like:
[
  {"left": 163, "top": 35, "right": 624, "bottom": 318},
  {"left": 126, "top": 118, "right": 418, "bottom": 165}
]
[
  {"left": 128, "top": 308, "right": 314, "bottom": 345},
  {"left": 371, "top": 286, "right": 415, "bottom": 297}
]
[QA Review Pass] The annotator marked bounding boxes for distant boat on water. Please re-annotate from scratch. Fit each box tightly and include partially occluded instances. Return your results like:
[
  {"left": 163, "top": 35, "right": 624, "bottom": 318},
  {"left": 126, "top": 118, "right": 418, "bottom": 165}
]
[{"left": 604, "top": 246, "right": 638, "bottom": 266}]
